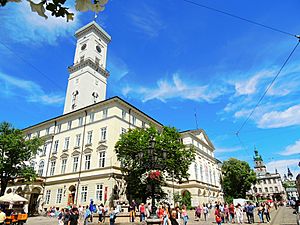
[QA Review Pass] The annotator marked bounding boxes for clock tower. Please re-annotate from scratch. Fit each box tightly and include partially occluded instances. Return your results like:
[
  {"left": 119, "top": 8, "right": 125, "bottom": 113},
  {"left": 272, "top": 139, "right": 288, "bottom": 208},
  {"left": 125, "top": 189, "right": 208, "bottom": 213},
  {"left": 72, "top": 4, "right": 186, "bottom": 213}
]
[{"left": 63, "top": 21, "right": 111, "bottom": 114}]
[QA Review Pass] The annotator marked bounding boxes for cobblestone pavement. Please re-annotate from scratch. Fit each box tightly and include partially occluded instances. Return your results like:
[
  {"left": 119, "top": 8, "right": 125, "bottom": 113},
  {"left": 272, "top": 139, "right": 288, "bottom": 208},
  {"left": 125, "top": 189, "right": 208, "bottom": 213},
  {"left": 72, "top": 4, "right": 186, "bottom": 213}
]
[{"left": 26, "top": 206, "right": 297, "bottom": 225}]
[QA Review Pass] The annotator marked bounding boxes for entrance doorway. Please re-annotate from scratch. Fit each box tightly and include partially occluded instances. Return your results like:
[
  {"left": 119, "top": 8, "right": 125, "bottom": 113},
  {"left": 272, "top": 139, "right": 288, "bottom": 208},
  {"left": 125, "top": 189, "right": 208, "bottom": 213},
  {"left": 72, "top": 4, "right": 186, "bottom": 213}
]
[
  {"left": 68, "top": 185, "right": 76, "bottom": 205},
  {"left": 29, "top": 188, "right": 41, "bottom": 216}
]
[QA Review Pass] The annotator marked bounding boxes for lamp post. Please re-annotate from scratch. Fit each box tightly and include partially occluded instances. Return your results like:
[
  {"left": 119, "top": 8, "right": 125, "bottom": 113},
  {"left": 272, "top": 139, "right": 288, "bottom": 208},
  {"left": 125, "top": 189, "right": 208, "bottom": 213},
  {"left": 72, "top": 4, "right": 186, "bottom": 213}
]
[{"left": 137, "top": 136, "right": 167, "bottom": 219}]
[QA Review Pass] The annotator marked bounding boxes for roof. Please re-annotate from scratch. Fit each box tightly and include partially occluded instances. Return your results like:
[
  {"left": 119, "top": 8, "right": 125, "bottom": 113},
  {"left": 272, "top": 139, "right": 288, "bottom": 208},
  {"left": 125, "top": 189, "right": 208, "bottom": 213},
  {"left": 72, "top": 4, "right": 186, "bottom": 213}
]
[
  {"left": 23, "top": 96, "right": 163, "bottom": 131},
  {"left": 180, "top": 128, "right": 215, "bottom": 150},
  {"left": 75, "top": 21, "right": 111, "bottom": 43}
]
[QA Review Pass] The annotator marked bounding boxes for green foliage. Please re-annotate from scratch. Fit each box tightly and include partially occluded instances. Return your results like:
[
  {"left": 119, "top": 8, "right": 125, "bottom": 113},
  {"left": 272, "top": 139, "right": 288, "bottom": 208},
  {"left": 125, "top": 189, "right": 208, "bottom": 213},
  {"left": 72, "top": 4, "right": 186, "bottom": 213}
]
[
  {"left": 181, "top": 190, "right": 192, "bottom": 209},
  {"left": 221, "top": 158, "right": 257, "bottom": 201},
  {"left": 0, "top": 122, "right": 44, "bottom": 196},
  {"left": 115, "top": 126, "right": 195, "bottom": 202}
]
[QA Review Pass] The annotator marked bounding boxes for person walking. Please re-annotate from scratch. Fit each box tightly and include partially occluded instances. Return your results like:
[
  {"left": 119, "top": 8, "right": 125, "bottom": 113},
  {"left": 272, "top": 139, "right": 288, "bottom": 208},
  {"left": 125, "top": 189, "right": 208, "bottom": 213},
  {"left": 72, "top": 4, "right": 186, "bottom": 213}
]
[
  {"left": 264, "top": 203, "right": 271, "bottom": 223},
  {"left": 257, "top": 203, "right": 264, "bottom": 224},
  {"left": 195, "top": 204, "right": 202, "bottom": 221},
  {"left": 69, "top": 208, "right": 79, "bottom": 225},
  {"left": 224, "top": 204, "right": 229, "bottom": 223},
  {"left": 247, "top": 203, "right": 255, "bottom": 224},
  {"left": 215, "top": 205, "right": 222, "bottom": 225},
  {"left": 109, "top": 208, "right": 117, "bottom": 225},
  {"left": 98, "top": 204, "right": 104, "bottom": 223},
  {"left": 181, "top": 205, "right": 189, "bottom": 225},
  {"left": 139, "top": 203, "right": 146, "bottom": 222},
  {"left": 84, "top": 205, "right": 91, "bottom": 225},
  {"left": 129, "top": 200, "right": 137, "bottom": 222},
  {"left": 0, "top": 208, "right": 6, "bottom": 225},
  {"left": 203, "top": 204, "right": 208, "bottom": 221},
  {"left": 170, "top": 209, "right": 179, "bottom": 225},
  {"left": 229, "top": 203, "right": 235, "bottom": 223},
  {"left": 63, "top": 209, "right": 71, "bottom": 225},
  {"left": 235, "top": 204, "right": 243, "bottom": 224}
]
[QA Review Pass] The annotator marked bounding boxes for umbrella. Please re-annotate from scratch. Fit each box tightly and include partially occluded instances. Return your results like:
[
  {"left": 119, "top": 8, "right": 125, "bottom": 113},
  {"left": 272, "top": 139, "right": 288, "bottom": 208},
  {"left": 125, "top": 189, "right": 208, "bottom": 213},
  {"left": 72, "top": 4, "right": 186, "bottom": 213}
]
[{"left": 0, "top": 193, "right": 28, "bottom": 204}]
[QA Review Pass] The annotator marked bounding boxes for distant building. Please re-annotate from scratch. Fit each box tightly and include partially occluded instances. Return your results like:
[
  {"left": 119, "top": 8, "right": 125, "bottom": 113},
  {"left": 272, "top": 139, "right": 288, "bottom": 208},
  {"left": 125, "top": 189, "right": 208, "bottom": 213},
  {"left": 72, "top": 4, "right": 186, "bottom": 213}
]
[
  {"left": 3, "top": 21, "right": 223, "bottom": 214},
  {"left": 283, "top": 168, "right": 299, "bottom": 201},
  {"left": 247, "top": 149, "right": 286, "bottom": 201}
]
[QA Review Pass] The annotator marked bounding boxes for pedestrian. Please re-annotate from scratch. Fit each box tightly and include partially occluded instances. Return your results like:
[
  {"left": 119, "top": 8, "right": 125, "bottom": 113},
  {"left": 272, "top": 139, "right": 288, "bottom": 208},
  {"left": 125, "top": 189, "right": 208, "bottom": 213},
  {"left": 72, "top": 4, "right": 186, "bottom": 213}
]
[
  {"left": 145, "top": 203, "right": 150, "bottom": 219},
  {"left": 203, "top": 204, "right": 208, "bottom": 221},
  {"left": 0, "top": 208, "right": 6, "bottom": 225},
  {"left": 69, "top": 208, "right": 79, "bottom": 225},
  {"left": 139, "top": 203, "right": 146, "bottom": 222},
  {"left": 163, "top": 207, "right": 170, "bottom": 225},
  {"left": 195, "top": 204, "right": 202, "bottom": 221},
  {"left": 109, "top": 208, "right": 117, "bottom": 225},
  {"left": 58, "top": 208, "right": 65, "bottom": 225},
  {"left": 98, "top": 204, "right": 104, "bottom": 223},
  {"left": 63, "top": 209, "right": 71, "bottom": 225},
  {"left": 103, "top": 205, "right": 109, "bottom": 223},
  {"left": 229, "top": 203, "right": 235, "bottom": 223},
  {"left": 264, "top": 203, "right": 271, "bottom": 223},
  {"left": 247, "top": 203, "right": 255, "bottom": 224},
  {"left": 170, "top": 209, "right": 179, "bottom": 225},
  {"left": 181, "top": 205, "right": 189, "bottom": 225},
  {"left": 129, "top": 200, "right": 136, "bottom": 222},
  {"left": 224, "top": 203, "right": 229, "bottom": 223},
  {"left": 215, "top": 205, "right": 222, "bottom": 225},
  {"left": 84, "top": 205, "right": 91, "bottom": 225},
  {"left": 235, "top": 204, "right": 243, "bottom": 224},
  {"left": 257, "top": 203, "right": 264, "bottom": 224}
]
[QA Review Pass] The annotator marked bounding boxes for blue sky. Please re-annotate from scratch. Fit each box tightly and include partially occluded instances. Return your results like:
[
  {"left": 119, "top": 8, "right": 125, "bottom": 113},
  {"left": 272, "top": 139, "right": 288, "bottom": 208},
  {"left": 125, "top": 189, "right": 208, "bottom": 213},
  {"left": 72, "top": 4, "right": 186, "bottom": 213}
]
[{"left": 0, "top": 0, "right": 299, "bottom": 177}]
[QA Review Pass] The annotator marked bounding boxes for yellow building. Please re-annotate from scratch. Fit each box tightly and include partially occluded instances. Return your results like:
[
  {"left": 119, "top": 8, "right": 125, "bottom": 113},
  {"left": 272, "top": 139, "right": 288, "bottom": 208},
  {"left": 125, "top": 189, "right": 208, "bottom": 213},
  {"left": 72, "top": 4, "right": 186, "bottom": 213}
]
[{"left": 5, "top": 21, "right": 223, "bottom": 214}]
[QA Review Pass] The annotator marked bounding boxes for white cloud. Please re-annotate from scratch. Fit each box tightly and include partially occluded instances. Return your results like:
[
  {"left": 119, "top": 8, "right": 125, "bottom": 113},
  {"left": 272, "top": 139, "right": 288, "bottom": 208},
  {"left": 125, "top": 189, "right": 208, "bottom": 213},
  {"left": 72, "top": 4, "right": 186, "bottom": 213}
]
[
  {"left": 2, "top": 1, "right": 80, "bottom": 45},
  {"left": 127, "top": 4, "right": 164, "bottom": 38},
  {"left": 280, "top": 139, "right": 300, "bottom": 156},
  {"left": 107, "top": 55, "right": 129, "bottom": 81},
  {"left": 215, "top": 146, "right": 241, "bottom": 153},
  {"left": 257, "top": 104, "right": 300, "bottom": 128},
  {"left": 265, "top": 159, "right": 299, "bottom": 178},
  {"left": 122, "top": 74, "right": 226, "bottom": 103},
  {"left": 0, "top": 72, "right": 64, "bottom": 105}
]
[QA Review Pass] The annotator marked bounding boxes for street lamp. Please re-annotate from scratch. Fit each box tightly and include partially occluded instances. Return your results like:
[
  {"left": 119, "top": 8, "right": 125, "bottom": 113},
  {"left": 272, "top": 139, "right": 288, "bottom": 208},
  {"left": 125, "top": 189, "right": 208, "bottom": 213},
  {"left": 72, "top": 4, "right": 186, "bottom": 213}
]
[{"left": 137, "top": 136, "right": 167, "bottom": 219}]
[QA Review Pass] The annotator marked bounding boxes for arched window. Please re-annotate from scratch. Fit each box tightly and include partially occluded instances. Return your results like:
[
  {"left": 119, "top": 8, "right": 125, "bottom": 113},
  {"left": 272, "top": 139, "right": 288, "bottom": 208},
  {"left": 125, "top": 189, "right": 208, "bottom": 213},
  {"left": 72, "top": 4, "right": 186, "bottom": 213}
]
[
  {"left": 38, "top": 160, "right": 44, "bottom": 176},
  {"left": 72, "top": 90, "right": 79, "bottom": 109}
]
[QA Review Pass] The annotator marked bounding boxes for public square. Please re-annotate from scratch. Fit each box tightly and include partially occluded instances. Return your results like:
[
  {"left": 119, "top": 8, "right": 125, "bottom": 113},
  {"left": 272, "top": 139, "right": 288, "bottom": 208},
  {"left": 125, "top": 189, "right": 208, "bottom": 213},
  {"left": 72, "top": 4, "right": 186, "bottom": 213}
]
[{"left": 26, "top": 206, "right": 297, "bottom": 225}]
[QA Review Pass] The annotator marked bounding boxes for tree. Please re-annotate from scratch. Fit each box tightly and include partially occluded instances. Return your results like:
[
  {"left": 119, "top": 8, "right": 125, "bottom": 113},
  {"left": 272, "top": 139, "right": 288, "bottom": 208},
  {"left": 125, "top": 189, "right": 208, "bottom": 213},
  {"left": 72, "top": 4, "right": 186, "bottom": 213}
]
[
  {"left": 0, "top": 0, "right": 109, "bottom": 22},
  {"left": 221, "top": 158, "right": 256, "bottom": 202},
  {"left": 115, "top": 126, "right": 195, "bottom": 203},
  {"left": 0, "top": 122, "right": 43, "bottom": 196}
]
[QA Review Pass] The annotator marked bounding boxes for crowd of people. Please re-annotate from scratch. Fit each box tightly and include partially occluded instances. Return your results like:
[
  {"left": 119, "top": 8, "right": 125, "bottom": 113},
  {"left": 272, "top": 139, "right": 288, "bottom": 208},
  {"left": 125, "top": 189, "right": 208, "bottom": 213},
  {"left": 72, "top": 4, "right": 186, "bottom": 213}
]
[{"left": 45, "top": 200, "right": 280, "bottom": 225}]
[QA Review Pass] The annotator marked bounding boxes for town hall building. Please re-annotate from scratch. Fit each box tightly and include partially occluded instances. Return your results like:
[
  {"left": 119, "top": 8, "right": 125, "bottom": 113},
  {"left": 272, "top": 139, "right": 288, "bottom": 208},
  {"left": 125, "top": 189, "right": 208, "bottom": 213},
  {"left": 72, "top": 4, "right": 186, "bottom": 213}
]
[{"left": 4, "top": 21, "right": 223, "bottom": 214}]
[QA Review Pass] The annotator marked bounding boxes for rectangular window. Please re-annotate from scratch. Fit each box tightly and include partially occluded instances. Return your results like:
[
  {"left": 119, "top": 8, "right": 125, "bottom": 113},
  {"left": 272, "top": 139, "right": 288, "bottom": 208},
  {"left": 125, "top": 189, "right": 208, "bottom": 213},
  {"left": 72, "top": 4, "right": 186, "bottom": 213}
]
[
  {"left": 64, "top": 137, "right": 70, "bottom": 150},
  {"left": 99, "top": 151, "right": 106, "bottom": 168},
  {"left": 50, "top": 160, "right": 56, "bottom": 176},
  {"left": 53, "top": 140, "right": 59, "bottom": 153},
  {"left": 102, "top": 108, "right": 108, "bottom": 119},
  {"left": 36, "top": 131, "right": 40, "bottom": 137},
  {"left": 89, "top": 113, "right": 94, "bottom": 123},
  {"left": 95, "top": 184, "right": 103, "bottom": 201},
  {"left": 56, "top": 189, "right": 63, "bottom": 204},
  {"left": 78, "top": 117, "right": 83, "bottom": 126},
  {"left": 87, "top": 131, "right": 93, "bottom": 144},
  {"left": 270, "top": 187, "right": 274, "bottom": 192},
  {"left": 73, "top": 156, "right": 79, "bottom": 172},
  {"left": 75, "top": 134, "right": 81, "bottom": 147},
  {"left": 259, "top": 188, "right": 262, "bottom": 193},
  {"left": 194, "top": 163, "right": 198, "bottom": 180},
  {"left": 275, "top": 186, "right": 279, "bottom": 192},
  {"left": 263, "top": 180, "right": 267, "bottom": 184},
  {"left": 122, "top": 110, "right": 126, "bottom": 119},
  {"left": 85, "top": 154, "right": 91, "bottom": 170},
  {"left": 42, "top": 143, "right": 47, "bottom": 155},
  {"left": 142, "top": 121, "right": 146, "bottom": 128},
  {"left": 273, "top": 179, "right": 277, "bottom": 184},
  {"left": 27, "top": 133, "right": 31, "bottom": 139},
  {"left": 100, "top": 127, "right": 107, "bottom": 141},
  {"left": 81, "top": 186, "right": 88, "bottom": 203},
  {"left": 46, "top": 127, "right": 50, "bottom": 135},
  {"left": 45, "top": 190, "right": 51, "bottom": 204},
  {"left": 61, "top": 159, "right": 67, "bottom": 174},
  {"left": 132, "top": 116, "right": 136, "bottom": 125},
  {"left": 199, "top": 164, "right": 203, "bottom": 181},
  {"left": 57, "top": 124, "right": 61, "bottom": 133},
  {"left": 268, "top": 179, "right": 271, "bottom": 184},
  {"left": 67, "top": 121, "right": 72, "bottom": 130}
]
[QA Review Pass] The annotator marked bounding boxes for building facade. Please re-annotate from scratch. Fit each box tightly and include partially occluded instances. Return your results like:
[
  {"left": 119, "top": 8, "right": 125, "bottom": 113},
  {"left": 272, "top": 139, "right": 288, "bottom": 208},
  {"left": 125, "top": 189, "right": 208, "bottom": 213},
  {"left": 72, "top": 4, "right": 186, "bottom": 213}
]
[
  {"left": 283, "top": 168, "right": 299, "bottom": 201},
  {"left": 247, "top": 149, "right": 286, "bottom": 201},
  {"left": 4, "top": 21, "right": 223, "bottom": 213}
]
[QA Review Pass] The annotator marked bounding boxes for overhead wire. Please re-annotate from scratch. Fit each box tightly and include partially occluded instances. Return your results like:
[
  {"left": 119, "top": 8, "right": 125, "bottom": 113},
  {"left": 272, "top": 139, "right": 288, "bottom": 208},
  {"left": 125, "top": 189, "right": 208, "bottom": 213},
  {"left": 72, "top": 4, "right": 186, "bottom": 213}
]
[
  {"left": 182, "top": 0, "right": 297, "bottom": 38},
  {"left": 236, "top": 40, "right": 300, "bottom": 135}
]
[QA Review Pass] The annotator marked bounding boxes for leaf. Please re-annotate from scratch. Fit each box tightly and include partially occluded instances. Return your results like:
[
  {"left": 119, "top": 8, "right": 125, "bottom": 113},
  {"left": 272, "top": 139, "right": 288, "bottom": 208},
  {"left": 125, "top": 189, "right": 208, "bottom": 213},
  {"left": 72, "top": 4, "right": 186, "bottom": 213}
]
[
  {"left": 66, "top": 12, "right": 74, "bottom": 22},
  {"left": 27, "top": 0, "right": 48, "bottom": 19},
  {"left": 75, "top": 0, "right": 91, "bottom": 12}
]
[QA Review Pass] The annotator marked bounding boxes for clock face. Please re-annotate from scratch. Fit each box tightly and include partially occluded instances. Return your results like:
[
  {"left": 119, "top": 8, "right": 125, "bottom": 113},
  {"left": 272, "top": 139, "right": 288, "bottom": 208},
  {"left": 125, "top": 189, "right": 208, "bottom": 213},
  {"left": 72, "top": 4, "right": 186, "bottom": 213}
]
[
  {"left": 96, "top": 45, "right": 102, "bottom": 53},
  {"left": 81, "top": 43, "right": 87, "bottom": 50}
]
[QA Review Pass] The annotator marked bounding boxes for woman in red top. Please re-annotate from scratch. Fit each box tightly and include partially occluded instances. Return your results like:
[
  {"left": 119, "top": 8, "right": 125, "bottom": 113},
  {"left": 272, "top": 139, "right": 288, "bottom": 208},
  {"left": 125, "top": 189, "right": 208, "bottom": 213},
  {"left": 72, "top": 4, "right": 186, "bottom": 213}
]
[
  {"left": 229, "top": 203, "right": 235, "bottom": 223},
  {"left": 215, "top": 205, "right": 222, "bottom": 225}
]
